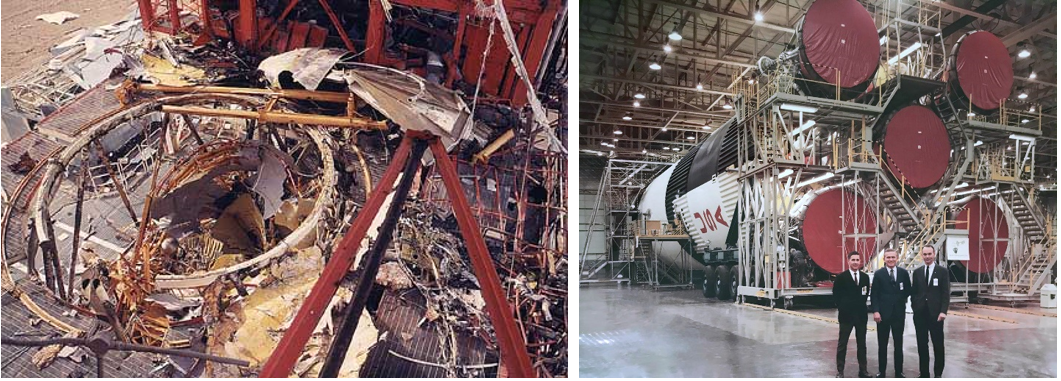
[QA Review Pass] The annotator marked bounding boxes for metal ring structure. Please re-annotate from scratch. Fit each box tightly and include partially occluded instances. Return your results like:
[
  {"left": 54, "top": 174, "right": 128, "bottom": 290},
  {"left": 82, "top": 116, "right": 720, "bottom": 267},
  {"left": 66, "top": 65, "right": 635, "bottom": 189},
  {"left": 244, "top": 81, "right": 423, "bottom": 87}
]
[{"left": 27, "top": 93, "right": 337, "bottom": 291}]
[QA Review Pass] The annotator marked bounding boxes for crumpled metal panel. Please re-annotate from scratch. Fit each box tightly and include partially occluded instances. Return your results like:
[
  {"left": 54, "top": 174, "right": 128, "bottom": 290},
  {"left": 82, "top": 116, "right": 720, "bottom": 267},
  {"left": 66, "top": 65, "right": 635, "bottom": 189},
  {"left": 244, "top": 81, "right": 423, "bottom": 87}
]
[
  {"left": 343, "top": 66, "right": 473, "bottom": 150},
  {"left": 257, "top": 48, "right": 349, "bottom": 91}
]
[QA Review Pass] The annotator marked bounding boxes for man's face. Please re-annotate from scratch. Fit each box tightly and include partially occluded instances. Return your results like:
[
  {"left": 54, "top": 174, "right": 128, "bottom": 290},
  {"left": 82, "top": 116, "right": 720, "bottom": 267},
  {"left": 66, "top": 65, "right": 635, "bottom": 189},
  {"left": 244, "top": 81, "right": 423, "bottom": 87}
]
[
  {"left": 848, "top": 254, "right": 862, "bottom": 271},
  {"left": 884, "top": 251, "right": 897, "bottom": 268},
  {"left": 922, "top": 246, "right": 936, "bottom": 265}
]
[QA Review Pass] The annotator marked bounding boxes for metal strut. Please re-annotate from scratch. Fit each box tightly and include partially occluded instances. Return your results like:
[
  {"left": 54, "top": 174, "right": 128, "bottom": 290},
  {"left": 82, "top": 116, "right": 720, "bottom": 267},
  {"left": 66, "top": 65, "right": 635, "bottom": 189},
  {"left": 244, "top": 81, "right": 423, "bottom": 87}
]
[
  {"left": 259, "top": 131, "right": 534, "bottom": 377},
  {"left": 319, "top": 138, "right": 427, "bottom": 376}
]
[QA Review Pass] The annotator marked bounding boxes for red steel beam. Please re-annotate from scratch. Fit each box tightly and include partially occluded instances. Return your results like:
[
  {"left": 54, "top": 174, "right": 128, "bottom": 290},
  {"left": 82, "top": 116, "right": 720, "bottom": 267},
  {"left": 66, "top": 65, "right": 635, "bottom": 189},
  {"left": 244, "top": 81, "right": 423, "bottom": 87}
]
[
  {"left": 510, "top": 2, "right": 558, "bottom": 105},
  {"left": 237, "top": 0, "right": 259, "bottom": 48},
  {"left": 137, "top": 0, "right": 156, "bottom": 30},
  {"left": 363, "top": 0, "right": 386, "bottom": 63},
  {"left": 258, "top": 136, "right": 414, "bottom": 377},
  {"left": 257, "top": 0, "right": 303, "bottom": 50},
  {"left": 428, "top": 136, "right": 535, "bottom": 377},
  {"left": 316, "top": 0, "right": 357, "bottom": 52},
  {"left": 167, "top": 0, "right": 181, "bottom": 34}
]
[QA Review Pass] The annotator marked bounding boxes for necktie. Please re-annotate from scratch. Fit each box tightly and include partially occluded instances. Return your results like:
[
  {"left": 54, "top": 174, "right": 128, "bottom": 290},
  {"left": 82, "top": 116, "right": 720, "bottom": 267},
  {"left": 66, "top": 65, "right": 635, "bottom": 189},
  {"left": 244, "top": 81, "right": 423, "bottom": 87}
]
[
  {"left": 890, "top": 268, "right": 894, "bottom": 282},
  {"left": 853, "top": 271, "right": 857, "bottom": 286}
]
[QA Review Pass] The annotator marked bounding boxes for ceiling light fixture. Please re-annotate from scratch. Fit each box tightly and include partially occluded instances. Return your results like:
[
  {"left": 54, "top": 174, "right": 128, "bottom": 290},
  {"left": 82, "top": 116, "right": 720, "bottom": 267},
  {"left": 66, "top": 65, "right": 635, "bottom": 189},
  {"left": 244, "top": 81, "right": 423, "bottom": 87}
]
[
  {"left": 642, "top": 149, "right": 647, "bottom": 153},
  {"left": 753, "top": 1, "right": 763, "bottom": 22},
  {"left": 696, "top": 83, "right": 704, "bottom": 91},
  {"left": 663, "top": 44, "right": 673, "bottom": 53},
  {"left": 614, "top": 130, "right": 623, "bottom": 135},
  {"left": 622, "top": 114, "right": 632, "bottom": 121},
  {"left": 1029, "top": 71, "right": 1037, "bottom": 79},
  {"left": 633, "top": 100, "right": 641, "bottom": 107},
  {"left": 649, "top": 62, "right": 662, "bottom": 70},
  {"left": 796, "top": 172, "right": 835, "bottom": 188},
  {"left": 1018, "top": 49, "right": 1031, "bottom": 58},
  {"left": 634, "top": 93, "right": 646, "bottom": 99},
  {"left": 1018, "top": 92, "right": 1028, "bottom": 99},
  {"left": 723, "top": 104, "right": 733, "bottom": 109},
  {"left": 686, "top": 136, "right": 695, "bottom": 140},
  {"left": 668, "top": 30, "right": 683, "bottom": 41},
  {"left": 779, "top": 103, "right": 818, "bottom": 113},
  {"left": 955, "top": 186, "right": 996, "bottom": 197},
  {"left": 1010, "top": 134, "right": 1035, "bottom": 142},
  {"left": 702, "top": 125, "right": 710, "bottom": 130},
  {"left": 1030, "top": 106, "right": 1036, "bottom": 112},
  {"left": 661, "top": 127, "right": 668, "bottom": 132},
  {"left": 930, "top": 182, "right": 968, "bottom": 194},
  {"left": 888, "top": 42, "right": 922, "bottom": 65}
]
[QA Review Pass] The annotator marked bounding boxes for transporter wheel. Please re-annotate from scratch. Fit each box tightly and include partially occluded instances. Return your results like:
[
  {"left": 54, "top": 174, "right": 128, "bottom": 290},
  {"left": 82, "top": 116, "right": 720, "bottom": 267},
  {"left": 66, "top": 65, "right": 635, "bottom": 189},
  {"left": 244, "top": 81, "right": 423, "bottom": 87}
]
[
  {"left": 783, "top": 298, "right": 794, "bottom": 310},
  {"left": 702, "top": 265, "right": 717, "bottom": 298},
  {"left": 729, "top": 266, "right": 739, "bottom": 300},
  {"left": 717, "top": 265, "right": 733, "bottom": 300}
]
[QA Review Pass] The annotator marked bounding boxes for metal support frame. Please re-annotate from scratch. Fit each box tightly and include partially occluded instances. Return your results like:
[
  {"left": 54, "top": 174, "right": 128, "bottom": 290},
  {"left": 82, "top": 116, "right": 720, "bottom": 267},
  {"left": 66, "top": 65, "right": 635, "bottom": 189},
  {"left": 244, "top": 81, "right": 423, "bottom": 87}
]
[
  {"left": 580, "top": 158, "right": 670, "bottom": 285},
  {"left": 260, "top": 131, "right": 533, "bottom": 378},
  {"left": 363, "top": 0, "right": 559, "bottom": 107}
]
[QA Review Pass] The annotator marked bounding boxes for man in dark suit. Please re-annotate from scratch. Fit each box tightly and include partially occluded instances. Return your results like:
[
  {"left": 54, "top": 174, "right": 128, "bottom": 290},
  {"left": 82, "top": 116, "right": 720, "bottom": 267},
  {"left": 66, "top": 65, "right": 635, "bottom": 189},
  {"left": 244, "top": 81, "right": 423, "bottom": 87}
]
[
  {"left": 911, "top": 245, "right": 950, "bottom": 378},
  {"left": 833, "top": 251, "right": 872, "bottom": 378},
  {"left": 871, "top": 248, "right": 911, "bottom": 378}
]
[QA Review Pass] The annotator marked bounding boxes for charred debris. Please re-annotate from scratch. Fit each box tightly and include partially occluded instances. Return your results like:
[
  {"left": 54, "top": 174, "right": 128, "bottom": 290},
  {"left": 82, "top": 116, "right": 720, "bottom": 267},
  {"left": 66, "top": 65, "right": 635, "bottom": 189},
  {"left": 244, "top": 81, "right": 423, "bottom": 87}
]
[{"left": 1, "top": 1, "right": 567, "bottom": 378}]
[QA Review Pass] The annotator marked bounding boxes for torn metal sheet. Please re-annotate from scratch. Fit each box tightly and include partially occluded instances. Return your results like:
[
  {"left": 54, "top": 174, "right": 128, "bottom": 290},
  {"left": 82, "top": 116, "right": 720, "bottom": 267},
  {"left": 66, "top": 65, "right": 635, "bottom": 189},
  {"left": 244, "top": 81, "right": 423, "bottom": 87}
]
[
  {"left": 252, "top": 148, "right": 288, "bottom": 220},
  {"left": 258, "top": 48, "right": 349, "bottom": 91},
  {"left": 77, "top": 37, "right": 124, "bottom": 88},
  {"left": 342, "top": 66, "right": 473, "bottom": 149},
  {"left": 50, "top": 29, "right": 89, "bottom": 55},
  {"left": 36, "top": 11, "right": 80, "bottom": 25}
]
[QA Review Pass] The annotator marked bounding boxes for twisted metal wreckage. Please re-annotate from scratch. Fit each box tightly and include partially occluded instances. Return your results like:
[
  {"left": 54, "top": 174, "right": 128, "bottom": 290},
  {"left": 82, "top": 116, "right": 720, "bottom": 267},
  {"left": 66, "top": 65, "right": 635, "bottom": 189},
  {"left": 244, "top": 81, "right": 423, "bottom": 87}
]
[{"left": 1, "top": 1, "right": 568, "bottom": 378}]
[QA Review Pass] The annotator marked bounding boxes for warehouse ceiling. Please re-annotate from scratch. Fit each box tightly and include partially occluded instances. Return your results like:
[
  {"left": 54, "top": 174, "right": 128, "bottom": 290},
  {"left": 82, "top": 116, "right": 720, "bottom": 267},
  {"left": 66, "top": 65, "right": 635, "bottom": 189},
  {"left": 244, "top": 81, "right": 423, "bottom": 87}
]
[{"left": 579, "top": 0, "right": 1058, "bottom": 178}]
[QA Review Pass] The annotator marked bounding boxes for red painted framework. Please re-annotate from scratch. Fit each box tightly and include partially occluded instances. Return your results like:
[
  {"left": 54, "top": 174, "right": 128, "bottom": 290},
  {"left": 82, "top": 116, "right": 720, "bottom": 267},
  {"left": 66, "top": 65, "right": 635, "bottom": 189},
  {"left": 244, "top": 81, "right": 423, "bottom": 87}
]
[
  {"left": 137, "top": 0, "right": 559, "bottom": 106},
  {"left": 258, "top": 132, "right": 534, "bottom": 377},
  {"left": 363, "top": 0, "right": 559, "bottom": 106}
]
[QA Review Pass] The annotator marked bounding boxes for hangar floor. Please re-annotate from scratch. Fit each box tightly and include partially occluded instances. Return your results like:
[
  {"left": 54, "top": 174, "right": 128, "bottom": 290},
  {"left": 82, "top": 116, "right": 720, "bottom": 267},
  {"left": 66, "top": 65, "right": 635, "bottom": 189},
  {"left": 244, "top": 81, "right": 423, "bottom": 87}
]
[{"left": 579, "top": 287, "right": 1057, "bottom": 378}]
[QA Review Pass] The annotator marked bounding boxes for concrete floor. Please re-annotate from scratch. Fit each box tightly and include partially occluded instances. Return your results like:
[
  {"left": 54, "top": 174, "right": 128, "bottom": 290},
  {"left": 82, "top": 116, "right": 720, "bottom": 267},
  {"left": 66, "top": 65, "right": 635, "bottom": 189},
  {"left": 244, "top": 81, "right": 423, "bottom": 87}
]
[{"left": 579, "top": 287, "right": 1057, "bottom": 378}]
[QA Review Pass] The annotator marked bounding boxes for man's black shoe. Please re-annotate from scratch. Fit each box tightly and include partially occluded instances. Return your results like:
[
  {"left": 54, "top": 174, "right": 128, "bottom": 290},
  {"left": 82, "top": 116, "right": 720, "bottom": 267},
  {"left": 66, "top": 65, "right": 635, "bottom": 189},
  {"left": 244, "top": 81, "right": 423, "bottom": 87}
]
[
  {"left": 895, "top": 372, "right": 906, "bottom": 378},
  {"left": 859, "top": 372, "right": 873, "bottom": 378},
  {"left": 836, "top": 372, "right": 844, "bottom": 378},
  {"left": 875, "top": 373, "right": 885, "bottom": 378}
]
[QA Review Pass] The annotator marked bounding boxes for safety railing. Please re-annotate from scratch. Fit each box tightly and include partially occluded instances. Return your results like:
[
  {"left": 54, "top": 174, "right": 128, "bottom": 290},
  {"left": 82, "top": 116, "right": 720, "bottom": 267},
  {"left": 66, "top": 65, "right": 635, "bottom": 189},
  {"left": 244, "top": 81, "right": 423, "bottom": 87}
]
[
  {"left": 966, "top": 98, "right": 1044, "bottom": 131},
  {"left": 900, "top": 210, "right": 968, "bottom": 269},
  {"left": 741, "top": 63, "right": 888, "bottom": 109},
  {"left": 973, "top": 140, "right": 1036, "bottom": 183},
  {"left": 1006, "top": 223, "right": 1046, "bottom": 285}
]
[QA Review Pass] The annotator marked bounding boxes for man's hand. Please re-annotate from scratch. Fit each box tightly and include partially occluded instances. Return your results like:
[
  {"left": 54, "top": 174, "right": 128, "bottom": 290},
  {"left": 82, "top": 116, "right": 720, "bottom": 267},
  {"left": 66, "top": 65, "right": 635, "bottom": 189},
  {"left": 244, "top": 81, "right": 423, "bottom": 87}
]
[
  {"left": 937, "top": 313, "right": 947, "bottom": 322},
  {"left": 874, "top": 312, "right": 882, "bottom": 322}
]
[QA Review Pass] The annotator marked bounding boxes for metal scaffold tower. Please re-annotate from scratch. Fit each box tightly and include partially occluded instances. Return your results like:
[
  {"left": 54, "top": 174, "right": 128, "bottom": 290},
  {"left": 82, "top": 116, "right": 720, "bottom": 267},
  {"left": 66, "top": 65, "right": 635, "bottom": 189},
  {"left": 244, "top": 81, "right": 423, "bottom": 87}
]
[{"left": 579, "top": 158, "right": 670, "bottom": 286}]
